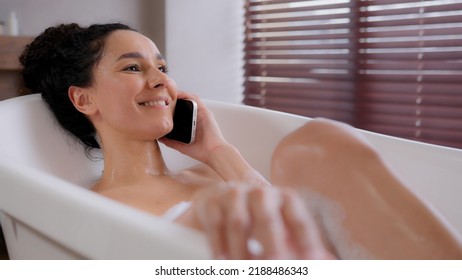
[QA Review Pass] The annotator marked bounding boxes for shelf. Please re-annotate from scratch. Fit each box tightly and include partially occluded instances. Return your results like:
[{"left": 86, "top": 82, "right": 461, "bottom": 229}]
[
  {"left": 0, "top": 36, "right": 33, "bottom": 71},
  {"left": 0, "top": 36, "right": 34, "bottom": 100}
]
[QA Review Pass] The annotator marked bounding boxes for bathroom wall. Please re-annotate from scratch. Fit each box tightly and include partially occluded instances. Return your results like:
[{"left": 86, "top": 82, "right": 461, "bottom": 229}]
[
  {"left": 166, "top": 0, "right": 245, "bottom": 103},
  {"left": 0, "top": 0, "right": 165, "bottom": 53},
  {"left": 0, "top": 0, "right": 244, "bottom": 103}
]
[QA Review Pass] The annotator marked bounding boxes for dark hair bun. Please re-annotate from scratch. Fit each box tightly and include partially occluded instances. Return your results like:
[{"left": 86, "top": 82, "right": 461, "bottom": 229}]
[{"left": 19, "top": 23, "right": 133, "bottom": 150}]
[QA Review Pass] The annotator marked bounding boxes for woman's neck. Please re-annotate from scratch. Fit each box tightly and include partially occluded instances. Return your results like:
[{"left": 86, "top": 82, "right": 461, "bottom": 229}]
[{"left": 95, "top": 139, "right": 169, "bottom": 190}]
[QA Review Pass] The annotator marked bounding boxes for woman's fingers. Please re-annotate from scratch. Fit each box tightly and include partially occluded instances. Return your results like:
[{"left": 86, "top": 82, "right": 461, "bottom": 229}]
[
  {"left": 194, "top": 190, "right": 227, "bottom": 259},
  {"left": 247, "top": 187, "right": 288, "bottom": 259},
  {"left": 195, "top": 185, "right": 252, "bottom": 259},
  {"left": 246, "top": 186, "right": 335, "bottom": 259},
  {"left": 279, "top": 189, "right": 313, "bottom": 257},
  {"left": 195, "top": 184, "right": 334, "bottom": 260},
  {"left": 223, "top": 187, "right": 252, "bottom": 259},
  {"left": 280, "top": 188, "right": 336, "bottom": 259}
]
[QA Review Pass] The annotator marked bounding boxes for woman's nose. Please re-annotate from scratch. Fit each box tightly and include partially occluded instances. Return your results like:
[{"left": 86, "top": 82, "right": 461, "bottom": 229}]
[{"left": 148, "top": 69, "right": 169, "bottom": 89}]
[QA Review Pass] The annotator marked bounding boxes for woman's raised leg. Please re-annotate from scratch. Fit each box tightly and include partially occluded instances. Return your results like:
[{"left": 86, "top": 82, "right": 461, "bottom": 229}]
[{"left": 271, "top": 118, "right": 462, "bottom": 259}]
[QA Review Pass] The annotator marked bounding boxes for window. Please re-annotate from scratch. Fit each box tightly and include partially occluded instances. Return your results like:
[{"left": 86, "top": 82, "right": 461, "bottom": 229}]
[{"left": 243, "top": 0, "right": 462, "bottom": 149}]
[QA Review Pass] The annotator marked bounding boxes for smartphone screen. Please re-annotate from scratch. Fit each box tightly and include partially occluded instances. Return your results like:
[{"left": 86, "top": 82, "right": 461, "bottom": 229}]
[{"left": 165, "top": 99, "right": 197, "bottom": 144}]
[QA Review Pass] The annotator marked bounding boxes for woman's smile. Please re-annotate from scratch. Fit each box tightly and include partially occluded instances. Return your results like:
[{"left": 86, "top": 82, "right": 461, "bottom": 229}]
[{"left": 137, "top": 95, "right": 172, "bottom": 109}]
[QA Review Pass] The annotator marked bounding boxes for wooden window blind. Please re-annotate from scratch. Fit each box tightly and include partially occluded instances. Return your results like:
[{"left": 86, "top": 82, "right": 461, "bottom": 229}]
[{"left": 243, "top": 0, "right": 462, "bottom": 149}]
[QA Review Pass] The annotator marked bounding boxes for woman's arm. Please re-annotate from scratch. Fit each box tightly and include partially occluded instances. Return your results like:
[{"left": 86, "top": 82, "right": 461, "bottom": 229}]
[
  {"left": 205, "top": 144, "right": 268, "bottom": 187},
  {"left": 160, "top": 91, "right": 269, "bottom": 187}
]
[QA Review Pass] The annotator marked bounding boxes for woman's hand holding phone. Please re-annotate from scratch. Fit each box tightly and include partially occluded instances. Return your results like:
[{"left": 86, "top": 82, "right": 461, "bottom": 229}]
[
  {"left": 160, "top": 91, "right": 229, "bottom": 164},
  {"left": 165, "top": 98, "right": 197, "bottom": 144},
  {"left": 161, "top": 91, "right": 269, "bottom": 186}
]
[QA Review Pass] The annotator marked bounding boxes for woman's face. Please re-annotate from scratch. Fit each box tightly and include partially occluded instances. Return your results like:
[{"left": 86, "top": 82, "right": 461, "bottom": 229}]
[{"left": 84, "top": 30, "right": 177, "bottom": 143}]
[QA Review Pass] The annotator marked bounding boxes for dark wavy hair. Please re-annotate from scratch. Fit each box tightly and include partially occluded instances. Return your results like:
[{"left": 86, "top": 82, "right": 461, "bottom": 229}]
[{"left": 19, "top": 23, "right": 135, "bottom": 150}]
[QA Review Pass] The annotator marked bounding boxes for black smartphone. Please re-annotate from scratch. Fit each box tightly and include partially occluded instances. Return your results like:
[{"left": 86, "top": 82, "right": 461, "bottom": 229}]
[{"left": 165, "top": 99, "right": 197, "bottom": 144}]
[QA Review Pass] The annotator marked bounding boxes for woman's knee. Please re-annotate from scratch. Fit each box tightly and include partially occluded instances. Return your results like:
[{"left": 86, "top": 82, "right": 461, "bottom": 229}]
[{"left": 271, "top": 118, "right": 380, "bottom": 176}]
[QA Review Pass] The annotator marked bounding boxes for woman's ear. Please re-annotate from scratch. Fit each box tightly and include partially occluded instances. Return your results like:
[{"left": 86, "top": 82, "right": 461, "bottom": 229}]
[{"left": 68, "top": 86, "right": 97, "bottom": 116}]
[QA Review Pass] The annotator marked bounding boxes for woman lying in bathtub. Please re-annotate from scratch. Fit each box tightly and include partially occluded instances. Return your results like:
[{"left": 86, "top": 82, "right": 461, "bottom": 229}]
[{"left": 19, "top": 23, "right": 462, "bottom": 260}]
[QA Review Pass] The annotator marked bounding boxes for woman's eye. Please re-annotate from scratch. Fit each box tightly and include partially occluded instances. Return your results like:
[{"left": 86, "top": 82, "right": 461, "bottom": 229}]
[
  {"left": 124, "top": 65, "right": 141, "bottom": 72},
  {"left": 158, "top": 65, "right": 168, "bottom": 74}
]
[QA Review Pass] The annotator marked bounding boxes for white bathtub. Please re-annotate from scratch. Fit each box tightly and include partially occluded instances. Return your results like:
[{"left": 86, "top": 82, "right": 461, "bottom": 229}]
[{"left": 0, "top": 94, "right": 461, "bottom": 259}]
